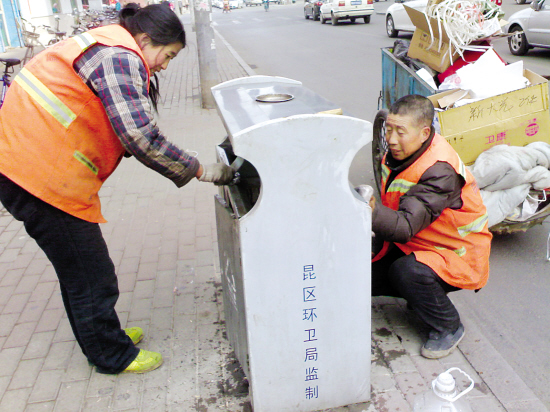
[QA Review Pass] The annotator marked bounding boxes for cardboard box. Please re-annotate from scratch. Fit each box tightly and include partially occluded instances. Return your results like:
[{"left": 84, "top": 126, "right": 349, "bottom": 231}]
[
  {"left": 404, "top": 6, "right": 509, "bottom": 73},
  {"left": 429, "top": 70, "right": 550, "bottom": 165}
]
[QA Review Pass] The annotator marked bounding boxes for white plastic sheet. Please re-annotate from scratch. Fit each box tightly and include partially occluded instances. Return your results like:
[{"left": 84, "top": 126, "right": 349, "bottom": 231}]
[{"left": 470, "top": 142, "right": 550, "bottom": 225}]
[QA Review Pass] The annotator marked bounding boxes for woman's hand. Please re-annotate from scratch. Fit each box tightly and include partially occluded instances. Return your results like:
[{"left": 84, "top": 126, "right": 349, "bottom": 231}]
[{"left": 196, "top": 163, "right": 235, "bottom": 186}]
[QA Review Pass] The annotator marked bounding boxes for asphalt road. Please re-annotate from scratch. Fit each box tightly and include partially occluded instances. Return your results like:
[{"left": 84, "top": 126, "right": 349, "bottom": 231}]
[{"left": 194, "top": 2, "right": 550, "bottom": 407}]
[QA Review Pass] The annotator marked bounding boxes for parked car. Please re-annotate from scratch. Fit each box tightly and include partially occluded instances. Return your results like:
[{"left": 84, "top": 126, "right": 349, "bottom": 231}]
[
  {"left": 506, "top": 0, "right": 550, "bottom": 55},
  {"left": 304, "top": 0, "right": 324, "bottom": 20},
  {"left": 319, "top": 0, "right": 374, "bottom": 24},
  {"left": 229, "top": 0, "right": 245, "bottom": 7},
  {"left": 385, "top": 0, "right": 427, "bottom": 37},
  {"left": 245, "top": 0, "right": 262, "bottom": 5}
]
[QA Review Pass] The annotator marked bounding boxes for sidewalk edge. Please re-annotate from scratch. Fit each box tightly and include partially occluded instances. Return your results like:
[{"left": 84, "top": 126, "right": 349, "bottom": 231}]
[{"left": 214, "top": 28, "right": 257, "bottom": 77}]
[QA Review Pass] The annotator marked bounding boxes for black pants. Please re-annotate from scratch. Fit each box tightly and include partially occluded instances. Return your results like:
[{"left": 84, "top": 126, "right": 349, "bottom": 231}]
[
  {"left": 0, "top": 174, "right": 138, "bottom": 374},
  {"left": 372, "top": 246, "right": 461, "bottom": 334}
]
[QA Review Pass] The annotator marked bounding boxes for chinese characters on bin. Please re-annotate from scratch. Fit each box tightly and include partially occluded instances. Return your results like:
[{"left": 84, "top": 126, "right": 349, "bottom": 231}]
[{"left": 303, "top": 264, "right": 319, "bottom": 400}]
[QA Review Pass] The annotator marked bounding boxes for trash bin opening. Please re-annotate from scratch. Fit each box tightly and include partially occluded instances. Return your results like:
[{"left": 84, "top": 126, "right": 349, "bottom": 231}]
[{"left": 217, "top": 137, "right": 261, "bottom": 218}]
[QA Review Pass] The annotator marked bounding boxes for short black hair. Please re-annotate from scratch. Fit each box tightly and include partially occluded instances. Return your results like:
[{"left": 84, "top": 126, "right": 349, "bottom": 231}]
[{"left": 389, "top": 95, "right": 434, "bottom": 129}]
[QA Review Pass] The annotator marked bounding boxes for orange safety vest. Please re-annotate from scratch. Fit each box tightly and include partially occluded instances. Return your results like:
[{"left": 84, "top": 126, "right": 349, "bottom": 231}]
[
  {"left": 0, "top": 25, "right": 150, "bottom": 223},
  {"left": 373, "top": 134, "right": 492, "bottom": 290}
]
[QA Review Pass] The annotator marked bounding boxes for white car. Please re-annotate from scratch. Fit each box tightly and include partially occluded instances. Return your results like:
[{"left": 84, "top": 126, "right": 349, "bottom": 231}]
[
  {"left": 229, "top": 0, "right": 244, "bottom": 7},
  {"left": 319, "top": 0, "right": 374, "bottom": 25},
  {"left": 506, "top": 0, "right": 550, "bottom": 55},
  {"left": 385, "top": 0, "right": 427, "bottom": 37}
]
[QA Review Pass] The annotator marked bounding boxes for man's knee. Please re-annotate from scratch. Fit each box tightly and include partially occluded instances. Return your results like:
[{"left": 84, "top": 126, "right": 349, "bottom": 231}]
[{"left": 388, "top": 254, "right": 438, "bottom": 286}]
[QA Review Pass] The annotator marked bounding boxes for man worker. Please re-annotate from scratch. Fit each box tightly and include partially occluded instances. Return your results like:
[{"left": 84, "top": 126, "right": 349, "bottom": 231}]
[{"left": 370, "top": 94, "right": 492, "bottom": 359}]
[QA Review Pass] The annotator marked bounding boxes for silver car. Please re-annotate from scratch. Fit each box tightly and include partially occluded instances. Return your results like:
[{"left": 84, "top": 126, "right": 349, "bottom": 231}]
[{"left": 506, "top": 0, "right": 550, "bottom": 55}]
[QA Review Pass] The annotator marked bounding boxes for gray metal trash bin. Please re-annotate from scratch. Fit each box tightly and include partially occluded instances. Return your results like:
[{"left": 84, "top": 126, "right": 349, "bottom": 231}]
[{"left": 212, "top": 75, "right": 373, "bottom": 412}]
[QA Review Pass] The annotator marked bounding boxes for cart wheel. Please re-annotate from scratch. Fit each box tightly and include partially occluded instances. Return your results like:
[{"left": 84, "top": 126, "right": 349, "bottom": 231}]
[{"left": 372, "top": 109, "right": 388, "bottom": 195}]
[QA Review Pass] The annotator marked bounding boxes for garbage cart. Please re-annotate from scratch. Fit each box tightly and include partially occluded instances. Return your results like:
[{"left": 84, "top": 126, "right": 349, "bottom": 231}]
[
  {"left": 379, "top": 46, "right": 437, "bottom": 110},
  {"left": 212, "top": 75, "right": 373, "bottom": 412}
]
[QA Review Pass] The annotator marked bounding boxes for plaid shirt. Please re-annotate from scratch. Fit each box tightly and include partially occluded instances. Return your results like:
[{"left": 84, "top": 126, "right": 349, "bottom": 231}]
[{"left": 74, "top": 44, "right": 200, "bottom": 187}]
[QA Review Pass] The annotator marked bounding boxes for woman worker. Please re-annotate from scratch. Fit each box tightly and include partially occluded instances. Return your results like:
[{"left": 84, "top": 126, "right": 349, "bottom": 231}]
[{"left": 0, "top": 4, "right": 234, "bottom": 374}]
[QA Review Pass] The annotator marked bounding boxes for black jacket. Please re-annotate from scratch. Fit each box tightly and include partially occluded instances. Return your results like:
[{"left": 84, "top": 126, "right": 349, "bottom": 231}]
[{"left": 372, "top": 132, "right": 465, "bottom": 248}]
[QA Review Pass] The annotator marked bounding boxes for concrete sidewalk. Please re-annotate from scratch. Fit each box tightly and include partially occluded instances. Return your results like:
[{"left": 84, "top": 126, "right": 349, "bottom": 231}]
[{"left": 0, "top": 23, "right": 547, "bottom": 412}]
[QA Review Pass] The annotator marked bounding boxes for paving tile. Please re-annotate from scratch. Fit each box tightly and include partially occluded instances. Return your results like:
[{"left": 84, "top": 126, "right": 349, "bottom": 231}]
[
  {"left": 0, "top": 312, "right": 19, "bottom": 337},
  {"left": 118, "top": 257, "right": 141, "bottom": 276},
  {"left": 55, "top": 380, "right": 88, "bottom": 412},
  {"left": 43, "top": 341, "right": 75, "bottom": 370},
  {"left": 0, "top": 247, "right": 20, "bottom": 263},
  {"left": 10, "top": 253, "right": 35, "bottom": 270},
  {"left": 63, "top": 347, "right": 93, "bottom": 382},
  {"left": 19, "top": 299, "right": 48, "bottom": 323},
  {"left": 35, "top": 308, "right": 64, "bottom": 333},
  {"left": 118, "top": 272, "right": 137, "bottom": 294},
  {"left": 155, "top": 270, "right": 176, "bottom": 289},
  {"left": 28, "top": 369, "right": 64, "bottom": 403},
  {"left": 0, "top": 376, "right": 10, "bottom": 400},
  {"left": 0, "top": 387, "right": 32, "bottom": 411},
  {"left": 152, "top": 287, "right": 175, "bottom": 309},
  {"left": 135, "top": 279, "right": 156, "bottom": 300},
  {"left": 44, "top": 291, "right": 64, "bottom": 311},
  {"left": 52, "top": 317, "right": 75, "bottom": 342},
  {"left": 3, "top": 292, "right": 31, "bottom": 314},
  {"left": 40, "top": 266, "right": 58, "bottom": 283},
  {"left": 140, "top": 247, "right": 160, "bottom": 264},
  {"left": 86, "top": 371, "right": 116, "bottom": 398},
  {"left": 29, "top": 282, "right": 57, "bottom": 303},
  {"left": 24, "top": 400, "right": 56, "bottom": 411},
  {"left": 0, "top": 268, "right": 24, "bottom": 287},
  {"left": 116, "top": 292, "right": 133, "bottom": 314},
  {"left": 141, "top": 386, "right": 168, "bottom": 412},
  {"left": 0, "top": 346, "right": 25, "bottom": 377},
  {"left": 128, "top": 297, "right": 153, "bottom": 322},
  {"left": 112, "top": 375, "right": 142, "bottom": 411},
  {"left": 81, "top": 396, "right": 112, "bottom": 411},
  {"left": 137, "top": 262, "right": 158, "bottom": 281},
  {"left": 393, "top": 371, "right": 426, "bottom": 405},
  {"left": 22, "top": 330, "right": 55, "bottom": 360},
  {"left": 158, "top": 253, "right": 178, "bottom": 271},
  {"left": 8, "top": 358, "right": 43, "bottom": 390},
  {"left": 24, "top": 258, "right": 49, "bottom": 276},
  {"left": 4, "top": 321, "right": 37, "bottom": 349}
]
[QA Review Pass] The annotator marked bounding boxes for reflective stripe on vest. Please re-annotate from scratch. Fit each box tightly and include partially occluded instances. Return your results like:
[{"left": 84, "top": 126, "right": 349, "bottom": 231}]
[
  {"left": 387, "top": 178, "right": 415, "bottom": 195},
  {"left": 435, "top": 245, "right": 467, "bottom": 257},
  {"left": 458, "top": 213, "right": 489, "bottom": 237},
  {"left": 457, "top": 155, "right": 467, "bottom": 180},
  {"left": 12, "top": 33, "right": 97, "bottom": 130},
  {"left": 73, "top": 32, "right": 97, "bottom": 52},
  {"left": 73, "top": 150, "right": 99, "bottom": 175},
  {"left": 14, "top": 68, "right": 77, "bottom": 129}
]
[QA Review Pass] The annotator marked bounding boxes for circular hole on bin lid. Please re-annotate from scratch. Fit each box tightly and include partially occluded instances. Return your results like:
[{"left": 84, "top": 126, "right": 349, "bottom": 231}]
[{"left": 256, "top": 93, "right": 294, "bottom": 103}]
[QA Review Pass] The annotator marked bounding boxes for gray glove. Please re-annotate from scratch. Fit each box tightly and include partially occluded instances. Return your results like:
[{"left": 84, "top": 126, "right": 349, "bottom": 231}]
[{"left": 198, "top": 163, "right": 235, "bottom": 186}]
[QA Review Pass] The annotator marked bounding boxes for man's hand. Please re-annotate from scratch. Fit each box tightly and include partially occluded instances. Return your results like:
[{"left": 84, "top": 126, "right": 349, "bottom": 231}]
[
  {"left": 197, "top": 163, "right": 235, "bottom": 186},
  {"left": 369, "top": 196, "right": 376, "bottom": 211}
]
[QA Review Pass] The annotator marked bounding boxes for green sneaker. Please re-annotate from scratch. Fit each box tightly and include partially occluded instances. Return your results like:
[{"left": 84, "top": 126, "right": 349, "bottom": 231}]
[
  {"left": 124, "top": 327, "right": 143, "bottom": 345},
  {"left": 123, "top": 349, "right": 163, "bottom": 374}
]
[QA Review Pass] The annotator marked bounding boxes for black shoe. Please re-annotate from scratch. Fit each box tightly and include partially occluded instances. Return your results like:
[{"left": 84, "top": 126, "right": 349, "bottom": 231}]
[{"left": 421, "top": 323, "right": 465, "bottom": 359}]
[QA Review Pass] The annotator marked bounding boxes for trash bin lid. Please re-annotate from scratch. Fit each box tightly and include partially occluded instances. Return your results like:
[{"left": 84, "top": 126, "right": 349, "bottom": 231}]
[{"left": 212, "top": 77, "right": 341, "bottom": 138}]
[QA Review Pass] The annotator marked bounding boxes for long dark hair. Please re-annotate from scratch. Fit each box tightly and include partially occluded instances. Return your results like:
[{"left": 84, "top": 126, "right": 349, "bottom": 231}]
[{"left": 119, "top": 3, "right": 186, "bottom": 111}]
